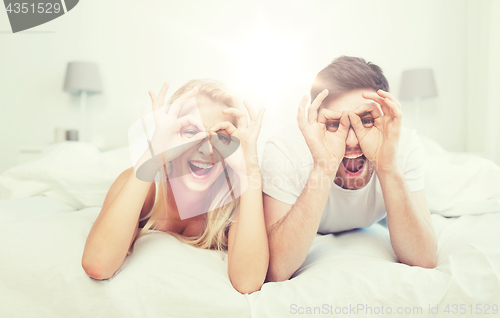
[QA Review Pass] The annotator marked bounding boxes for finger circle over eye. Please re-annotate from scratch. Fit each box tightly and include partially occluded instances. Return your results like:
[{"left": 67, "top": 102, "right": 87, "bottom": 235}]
[
  {"left": 177, "top": 115, "right": 205, "bottom": 132},
  {"left": 222, "top": 108, "right": 247, "bottom": 128},
  {"left": 348, "top": 110, "right": 364, "bottom": 127},
  {"left": 210, "top": 121, "right": 237, "bottom": 135}
]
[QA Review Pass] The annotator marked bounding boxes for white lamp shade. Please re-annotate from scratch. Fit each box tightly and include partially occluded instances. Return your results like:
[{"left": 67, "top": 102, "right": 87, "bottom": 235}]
[
  {"left": 63, "top": 62, "right": 103, "bottom": 94},
  {"left": 399, "top": 68, "right": 437, "bottom": 99}
]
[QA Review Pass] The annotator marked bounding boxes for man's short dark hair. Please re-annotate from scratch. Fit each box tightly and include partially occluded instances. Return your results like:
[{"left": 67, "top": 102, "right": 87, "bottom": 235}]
[{"left": 310, "top": 56, "right": 389, "bottom": 102}]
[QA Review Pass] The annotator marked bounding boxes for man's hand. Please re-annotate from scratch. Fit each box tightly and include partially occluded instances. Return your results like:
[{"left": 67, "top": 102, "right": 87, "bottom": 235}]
[
  {"left": 348, "top": 89, "right": 403, "bottom": 173},
  {"left": 297, "top": 89, "right": 350, "bottom": 173}
]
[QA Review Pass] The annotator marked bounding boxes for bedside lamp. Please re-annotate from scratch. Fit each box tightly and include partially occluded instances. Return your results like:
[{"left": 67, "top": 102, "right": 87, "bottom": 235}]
[
  {"left": 63, "top": 62, "right": 103, "bottom": 142},
  {"left": 399, "top": 68, "right": 438, "bottom": 132}
]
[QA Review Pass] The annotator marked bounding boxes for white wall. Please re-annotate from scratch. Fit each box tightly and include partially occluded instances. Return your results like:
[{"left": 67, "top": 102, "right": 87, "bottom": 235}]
[
  {"left": 1, "top": 0, "right": 493, "bottom": 174},
  {"left": 465, "top": 0, "right": 500, "bottom": 164}
]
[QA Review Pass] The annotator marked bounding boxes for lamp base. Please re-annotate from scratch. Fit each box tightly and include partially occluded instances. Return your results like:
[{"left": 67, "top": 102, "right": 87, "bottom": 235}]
[
  {"left": 66, "top": 130, "right": 79, "bottom": 141},
  {"left": 80, "top": 90, "right": 88, "bottom": 143}
]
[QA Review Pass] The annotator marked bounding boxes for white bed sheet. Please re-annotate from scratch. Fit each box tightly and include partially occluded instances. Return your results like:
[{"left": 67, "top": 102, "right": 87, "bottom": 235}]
[
  {"left": 1, "top": 137, "right": 500, "bottom": 317},
  {"left": 0, "top": 196, "right": 499, "bottom": 318},
  {"left": 0, "top": 196, "right": 250, "bottom": 318},
  {"left": 249, "top": 212, "right": 500, "bottom": 317}
]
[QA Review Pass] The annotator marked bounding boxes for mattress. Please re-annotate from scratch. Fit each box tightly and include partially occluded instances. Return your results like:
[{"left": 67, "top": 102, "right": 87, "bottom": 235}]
[{"left": 0, "top": 196, "right": 499, "bottom": 318}]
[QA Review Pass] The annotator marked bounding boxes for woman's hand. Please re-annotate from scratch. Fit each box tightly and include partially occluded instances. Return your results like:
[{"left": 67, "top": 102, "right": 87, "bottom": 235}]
[
  {"left": 209, "top": 100, "right": 265, "bottom": 175},
  {"left": 297, "top": 89, "right": 350, "bottom": 174},
  {"left": 348, "top": 89, "right": 403, "bottom": 173},
  {"left": 148, "top": 83, "right": 206, "bottom": 164},
  {"left": 134, "top": 83, "right": 206, "bottom": 182}
]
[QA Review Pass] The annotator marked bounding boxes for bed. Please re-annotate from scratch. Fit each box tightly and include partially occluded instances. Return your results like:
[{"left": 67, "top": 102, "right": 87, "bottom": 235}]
[{"left": 1, "top": 135, "right": 499, "bottom": 318}]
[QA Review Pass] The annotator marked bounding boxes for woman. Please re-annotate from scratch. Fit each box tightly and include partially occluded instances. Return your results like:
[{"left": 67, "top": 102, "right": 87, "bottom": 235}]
[{"left": 82, "top": 79, "right": 268, "bottom": 294}]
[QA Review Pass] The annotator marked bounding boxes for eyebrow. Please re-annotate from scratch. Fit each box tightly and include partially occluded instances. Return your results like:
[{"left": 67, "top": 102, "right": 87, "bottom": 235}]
[
  {"left": 357, "top": 111, "right": 374, "bottom": 118},
  {"left": 324, "top": 116, "right": 340, "bottom": 121},
  {"left": 323, "top": 111, "right": 374, "bottom": 121}
]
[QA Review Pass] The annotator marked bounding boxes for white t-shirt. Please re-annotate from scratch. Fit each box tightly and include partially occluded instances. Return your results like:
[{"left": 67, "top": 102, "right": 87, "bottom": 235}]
[{"left": 261, "top": 124, "right": 425, "bottom": 234}]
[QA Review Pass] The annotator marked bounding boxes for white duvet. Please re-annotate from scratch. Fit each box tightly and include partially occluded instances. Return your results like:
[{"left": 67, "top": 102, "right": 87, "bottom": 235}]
[{"left": 0, "top": 137, "right": 499, "bottom": 318}]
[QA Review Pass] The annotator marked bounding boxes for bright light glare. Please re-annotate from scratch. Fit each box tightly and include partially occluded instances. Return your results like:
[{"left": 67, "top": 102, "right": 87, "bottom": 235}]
[
  {"left": 197, "top": 18, "right": 317, "bottom": 106},
  {"left": 231, "top": 23, "right": 315, "bottom": 104}
]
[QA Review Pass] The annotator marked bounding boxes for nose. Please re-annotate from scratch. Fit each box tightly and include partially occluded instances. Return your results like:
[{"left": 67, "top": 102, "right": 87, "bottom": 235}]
[
  {"left": 197, "top": 137, "right": 213, "bottom": 156},
  {"left": 345, "top": 127, "right": 359, "bottom": 149}
]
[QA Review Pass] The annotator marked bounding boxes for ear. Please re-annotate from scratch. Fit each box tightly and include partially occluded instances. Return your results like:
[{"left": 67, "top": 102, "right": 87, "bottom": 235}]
[{"left": 318, "top": 107, "right": 343, "bottom": 124}]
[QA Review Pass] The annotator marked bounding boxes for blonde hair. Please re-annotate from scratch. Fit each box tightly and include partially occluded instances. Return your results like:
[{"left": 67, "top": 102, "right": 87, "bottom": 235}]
[{"left": 128, "top": 79, "right": 241, "bottom": 257}]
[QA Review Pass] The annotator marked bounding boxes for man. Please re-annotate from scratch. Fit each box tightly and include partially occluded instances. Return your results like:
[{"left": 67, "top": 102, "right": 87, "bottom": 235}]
[{"left": 262, "top": 56, "right": 437, "bottom": 282}]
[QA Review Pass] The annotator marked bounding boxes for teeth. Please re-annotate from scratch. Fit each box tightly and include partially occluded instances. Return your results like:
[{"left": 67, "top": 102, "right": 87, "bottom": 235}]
[
  {"left": 344, "top": 154, "right": 363, "bottom": 159},
  {"left": 190, "top": 161, "right": 214, "bottom": 169}
]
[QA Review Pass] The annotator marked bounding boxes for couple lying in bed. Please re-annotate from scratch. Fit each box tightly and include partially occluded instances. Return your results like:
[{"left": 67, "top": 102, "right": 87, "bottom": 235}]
[{"left": 82, "top": 56, "right": 437, "bottom": 294}]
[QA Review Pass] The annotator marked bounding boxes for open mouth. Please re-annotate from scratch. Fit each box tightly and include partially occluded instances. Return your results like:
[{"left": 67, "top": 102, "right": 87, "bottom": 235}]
[
  {"left": 341, "top": 154, "right": 366, "bottom": 176},
  {"left": 188, "top": 161, "right": 214, "bottom": 178}
]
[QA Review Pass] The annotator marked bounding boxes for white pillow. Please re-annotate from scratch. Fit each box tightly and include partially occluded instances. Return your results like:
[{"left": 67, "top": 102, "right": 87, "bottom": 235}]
[
  {"left": 0, "top": 142, "right": 131, "bottom": 209},
  {"left": 420, "top": 136, "right": 500, "bottom": 216},
  {"left": 1, "top": 137, "right": 500, "bottom": 216}
]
